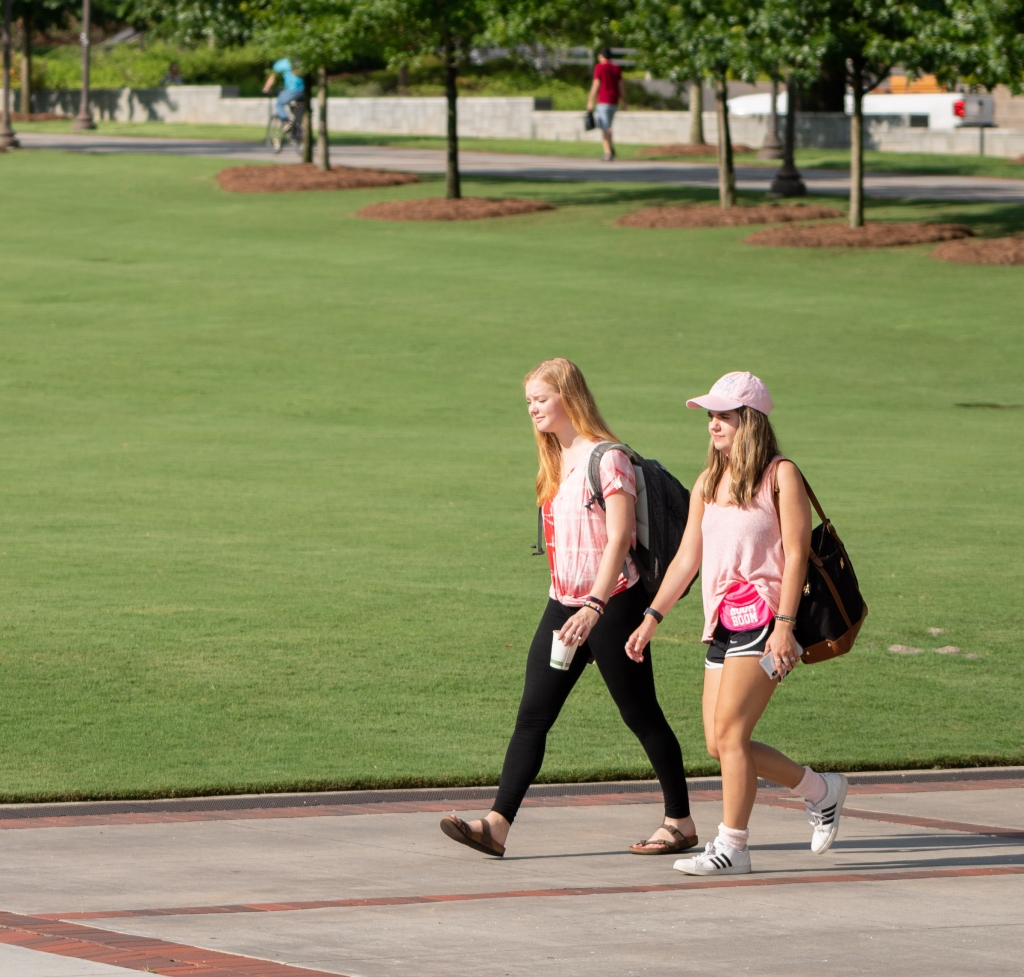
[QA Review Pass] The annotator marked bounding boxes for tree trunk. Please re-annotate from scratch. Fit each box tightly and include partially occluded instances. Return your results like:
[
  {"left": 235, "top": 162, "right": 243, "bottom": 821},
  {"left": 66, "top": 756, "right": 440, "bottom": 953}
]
[
  {"left": 444, "top": 35, "right": 460, "bottom": 200},
  {"left": 20, "top": 10, "right": 31, "bottom": 115},
  {"left": 758, "top": 75, "right": 783, "bottom": 159},
  {"left": 715, "top": 73, "right": 735, "bottom": 209},
  {"left": 850, "top": 65, "right": 864, "bottom": 228},
  {"left": 398, "top": 64, "right": 409, "bottom": 95},
  {"left": 316, "top": 65, "right": 329, "bottom": 171},
  {"left": 301, "top": 74, "right": 313, "bottom": 164},
  {"left": 72, "top": 0, "right": 95, "bottom": 130},
  {"left": 689, "top": 79, "right": 704, "bottom": 145},
  {"left": 0, "top": 0, "right": 15, "bottom": 147}
]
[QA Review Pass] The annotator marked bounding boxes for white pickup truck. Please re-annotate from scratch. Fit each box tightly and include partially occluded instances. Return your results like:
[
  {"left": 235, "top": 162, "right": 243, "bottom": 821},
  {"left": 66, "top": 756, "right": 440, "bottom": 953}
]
[{"left": 728, "top": 91, "right": 995, "bottom": 130}]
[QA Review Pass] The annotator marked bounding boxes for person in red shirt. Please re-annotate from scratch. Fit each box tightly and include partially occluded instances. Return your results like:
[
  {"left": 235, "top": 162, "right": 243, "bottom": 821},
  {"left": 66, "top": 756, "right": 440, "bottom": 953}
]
[{"left": 587, "top": 48, "right": 627, "bottom": 161}]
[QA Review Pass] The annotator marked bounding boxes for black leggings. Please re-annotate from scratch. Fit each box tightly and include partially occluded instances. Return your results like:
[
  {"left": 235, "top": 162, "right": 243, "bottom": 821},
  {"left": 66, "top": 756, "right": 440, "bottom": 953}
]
[{"left": 492, "top": 583, "right": 690, "bottom": 823}]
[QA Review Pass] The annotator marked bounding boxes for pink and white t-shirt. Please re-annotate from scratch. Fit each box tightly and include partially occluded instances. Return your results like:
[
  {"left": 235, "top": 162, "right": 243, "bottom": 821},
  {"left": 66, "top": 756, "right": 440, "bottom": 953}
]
[{"left": 542, "top": 444, "right": 639, "bottom": 606}]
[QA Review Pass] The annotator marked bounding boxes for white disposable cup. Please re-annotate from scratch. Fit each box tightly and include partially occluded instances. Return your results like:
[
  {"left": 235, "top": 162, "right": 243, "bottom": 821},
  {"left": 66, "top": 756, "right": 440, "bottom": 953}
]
[{"left": 550, "top": 631, "right": 580, "bottom": 671}]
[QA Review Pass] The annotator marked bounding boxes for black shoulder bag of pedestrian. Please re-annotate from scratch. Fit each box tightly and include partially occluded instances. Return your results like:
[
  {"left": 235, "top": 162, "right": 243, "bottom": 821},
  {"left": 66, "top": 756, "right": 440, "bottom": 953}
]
[{"left": 773, "top": 462, "right": 868, "bottom": 664}]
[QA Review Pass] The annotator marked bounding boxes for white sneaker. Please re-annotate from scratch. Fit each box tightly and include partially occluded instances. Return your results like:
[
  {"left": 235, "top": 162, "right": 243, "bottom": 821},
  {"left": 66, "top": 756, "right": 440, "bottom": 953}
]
[
  {"left": 673, "top": 837, "right": 751, "bottom": 876},
  {"left": 807, "top": 772, "right": 848, "bottom": 854}
]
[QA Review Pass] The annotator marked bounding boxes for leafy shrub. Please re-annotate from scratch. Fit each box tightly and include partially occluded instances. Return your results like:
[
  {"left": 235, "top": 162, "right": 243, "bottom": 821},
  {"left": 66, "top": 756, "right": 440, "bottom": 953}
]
[{"left": 29, "top": 42, "right": 271, "bottom": 94}]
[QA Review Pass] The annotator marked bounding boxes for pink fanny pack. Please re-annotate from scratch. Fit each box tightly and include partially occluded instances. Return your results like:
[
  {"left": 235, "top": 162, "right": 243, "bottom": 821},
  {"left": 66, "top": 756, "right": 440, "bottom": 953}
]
[{"left": 719, "top": 581, "right": 773, "bottom": 631}]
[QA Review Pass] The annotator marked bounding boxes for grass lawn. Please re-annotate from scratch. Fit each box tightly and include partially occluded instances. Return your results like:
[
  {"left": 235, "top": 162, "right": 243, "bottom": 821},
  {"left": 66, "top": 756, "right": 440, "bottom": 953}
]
[
  {"left": 753, "top": 147, "right": 1024, "bottom": 180},
  {"left": 0, "top": 151, "right": 1022, "bottom": 803},
  {"left": 13, "top": 120, "right": 271, "bottom": 142},
  {"left": 14, "top": 119, "right": 1024, "bottom": 179}
]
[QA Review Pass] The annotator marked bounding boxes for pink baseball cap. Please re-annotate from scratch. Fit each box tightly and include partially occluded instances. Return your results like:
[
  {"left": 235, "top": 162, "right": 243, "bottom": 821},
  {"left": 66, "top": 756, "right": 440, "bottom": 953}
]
[{"left": 686, "top": 372, "right": 774, "bottom": 416}]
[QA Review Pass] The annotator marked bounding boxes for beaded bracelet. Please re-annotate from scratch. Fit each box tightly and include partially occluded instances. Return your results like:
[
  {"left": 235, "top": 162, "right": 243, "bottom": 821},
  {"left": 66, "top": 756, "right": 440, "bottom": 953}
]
[
  {"left": 776, "top": 614, "right": 798, "bottom": 625},
  {"left": 582, "top": 600, "right": 605, "bottom": 615}
]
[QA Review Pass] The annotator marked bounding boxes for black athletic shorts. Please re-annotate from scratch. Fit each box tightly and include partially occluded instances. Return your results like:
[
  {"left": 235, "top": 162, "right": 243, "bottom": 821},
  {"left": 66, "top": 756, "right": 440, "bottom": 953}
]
[{"left": 704, "top": 618, "right": 776, "bottom": 670}]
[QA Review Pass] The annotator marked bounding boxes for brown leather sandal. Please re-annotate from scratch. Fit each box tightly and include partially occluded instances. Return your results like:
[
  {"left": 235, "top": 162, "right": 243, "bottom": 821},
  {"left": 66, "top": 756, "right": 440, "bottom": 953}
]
[
  {"left": 439, "top": 814, "right": 506, "bottom": 857},
  {"left": 629, "top": 822, "right": 698, "bottom": 855}
]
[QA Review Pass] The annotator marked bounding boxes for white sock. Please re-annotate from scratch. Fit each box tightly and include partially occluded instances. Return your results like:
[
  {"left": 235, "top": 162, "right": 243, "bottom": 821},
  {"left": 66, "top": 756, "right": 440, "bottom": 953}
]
[
  {"left": 790, "top": 765, "right": 828, "bottom": 806},
  {"left": 717, "top": 823, "right": 749, "bottom": 852}
]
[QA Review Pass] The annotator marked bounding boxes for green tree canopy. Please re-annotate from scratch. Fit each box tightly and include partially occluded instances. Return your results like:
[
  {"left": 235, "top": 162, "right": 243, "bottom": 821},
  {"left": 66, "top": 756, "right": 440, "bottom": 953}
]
[
  {"left": 488, "top": 0, "right": 621, "bottom": 48},
  {"left": 254, "top": 0, "right": 360, "bottom": 167},
  {"left": 118, "top": 0, "right": 257, "bottom": 46},
  {"left": 626, "top": 0, "right": 765, "bottom": 208},
  {"left": 923, "top": 0, "right": 1024, "bottom": 92},
  {"left": 816, "top": 0, "right": 944, "bottom": 226},
  {"left": 357, "top": 0, "right": 492, "bottom": 198}
]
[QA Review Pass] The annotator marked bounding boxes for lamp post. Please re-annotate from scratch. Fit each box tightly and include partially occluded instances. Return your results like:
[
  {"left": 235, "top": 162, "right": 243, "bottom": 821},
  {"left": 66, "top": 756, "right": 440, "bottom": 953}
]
[
  {"left": 0, "top": 0, "right": 18, "bottom": 148},
  {"left": 758, "top": 76, "right": 783, "bottom": 160},
  {"left": 769, "top": 74, "right": 806, "bottom": 197},
  {"left": 72, "top": 0, "right": 95, "bottom": 131}
]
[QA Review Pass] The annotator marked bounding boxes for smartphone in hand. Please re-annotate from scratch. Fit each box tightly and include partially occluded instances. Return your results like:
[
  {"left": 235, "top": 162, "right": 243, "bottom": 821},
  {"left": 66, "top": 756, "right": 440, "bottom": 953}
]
[{"left": 759, "top": 652, "right": 783, "bottom": 682}]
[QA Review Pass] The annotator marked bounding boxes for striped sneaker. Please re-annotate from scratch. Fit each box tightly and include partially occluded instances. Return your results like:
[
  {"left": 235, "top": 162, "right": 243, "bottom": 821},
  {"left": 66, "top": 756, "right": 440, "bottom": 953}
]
[
  {"left": 807, "top": 772, "right": 848, "bottom": 854},
  {"left": 673, "top": 837, "right": 751, "bottom": 876}
]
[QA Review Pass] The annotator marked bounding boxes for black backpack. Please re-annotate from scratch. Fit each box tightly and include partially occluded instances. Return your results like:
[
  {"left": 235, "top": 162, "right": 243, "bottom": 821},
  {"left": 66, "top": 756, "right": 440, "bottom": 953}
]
[{"left": 533, "top": 442, "right": 691, "bottom": 597}]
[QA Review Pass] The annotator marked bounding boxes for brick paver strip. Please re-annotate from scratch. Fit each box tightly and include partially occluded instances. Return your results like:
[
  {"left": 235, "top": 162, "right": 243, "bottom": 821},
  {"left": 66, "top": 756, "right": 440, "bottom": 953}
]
[
  {"left": 759, "top": 798, "right": 1024, "bottom": 839},
  {"left": 0, "top": 911, "right": 342, "bottom": 976},
  {"left": 18, "top": 866, "right": 1024, "bottom": 930},
  {"left": 3, "top": 775, "right": 1022, "bottom": 831}
]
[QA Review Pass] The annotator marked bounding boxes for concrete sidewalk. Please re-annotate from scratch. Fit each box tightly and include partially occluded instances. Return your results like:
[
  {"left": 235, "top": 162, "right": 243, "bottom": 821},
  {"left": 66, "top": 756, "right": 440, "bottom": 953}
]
[
  {"left": 1, "top": 770, "right": 1022, "bottom": 977},
  {"left": 15, "top": 132, "right": 1024, "bottom": 204}
]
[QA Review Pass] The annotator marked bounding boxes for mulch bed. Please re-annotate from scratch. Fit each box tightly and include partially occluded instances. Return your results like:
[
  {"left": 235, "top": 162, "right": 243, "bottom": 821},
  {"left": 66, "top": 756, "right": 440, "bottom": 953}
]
[
  {"left": 616, "top": 203, "right": 843, "bottom": 228},
  {"left": 746, "top": 222, "right": 975, "bottom": 248},
  {"left": 216, "top": 164, "right": 420, "bottom": 194},
  {"left": 932, "top": 235, "right": 1024, "bottom": 265},
  {"left": 637, "top": 143, "right": 753, "bottom": 157},
  {"left": 356, "top": 197, "right": 555, "bottom": 221}
]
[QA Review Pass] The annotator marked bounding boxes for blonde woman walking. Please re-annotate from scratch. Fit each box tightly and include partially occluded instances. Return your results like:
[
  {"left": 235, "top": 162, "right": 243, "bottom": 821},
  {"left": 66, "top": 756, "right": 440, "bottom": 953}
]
[
  {"left": 440, "top": 358, "right": 696, "bottom": 858},
  {"left": 626, "top": 372, "right": 847, "bottom": 875}
]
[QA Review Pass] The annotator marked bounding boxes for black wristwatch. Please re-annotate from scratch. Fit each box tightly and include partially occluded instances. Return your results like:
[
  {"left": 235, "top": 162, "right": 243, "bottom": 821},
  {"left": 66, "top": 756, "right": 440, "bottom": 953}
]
[{"left": 643, "top": 607, "right": 664, "bottom": 624}]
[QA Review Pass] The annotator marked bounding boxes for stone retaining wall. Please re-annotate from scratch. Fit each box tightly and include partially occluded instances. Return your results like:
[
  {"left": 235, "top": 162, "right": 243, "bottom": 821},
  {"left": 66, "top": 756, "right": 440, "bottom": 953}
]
[{"left": 27, "top": 87, "right": 1024, "bottom": 158}]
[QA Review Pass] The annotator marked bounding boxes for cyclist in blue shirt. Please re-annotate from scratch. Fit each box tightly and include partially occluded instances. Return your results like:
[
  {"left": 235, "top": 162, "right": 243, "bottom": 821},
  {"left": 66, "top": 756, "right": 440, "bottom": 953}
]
[{"left": 263, "top": 58, "right": 305, "bottom": 126}]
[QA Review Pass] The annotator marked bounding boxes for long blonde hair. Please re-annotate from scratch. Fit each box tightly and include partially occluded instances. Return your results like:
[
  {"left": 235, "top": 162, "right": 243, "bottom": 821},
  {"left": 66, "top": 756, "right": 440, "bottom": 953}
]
[
  {"left": 524, "top": 358, "right": 619, "bottom": 505},
  {"left": 701, "top": 406, "right": 781, "bottom": 506}
]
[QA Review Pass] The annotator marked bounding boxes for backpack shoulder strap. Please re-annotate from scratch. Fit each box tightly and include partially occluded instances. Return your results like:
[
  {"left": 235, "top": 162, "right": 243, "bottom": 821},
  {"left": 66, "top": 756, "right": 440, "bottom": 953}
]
[{"left": 586, "top": 442, "right": 633, "bottom": 511}]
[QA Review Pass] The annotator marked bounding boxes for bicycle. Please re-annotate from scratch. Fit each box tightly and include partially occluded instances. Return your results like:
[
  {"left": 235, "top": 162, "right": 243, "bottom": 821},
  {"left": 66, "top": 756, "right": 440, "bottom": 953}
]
[{"left": 265, "top": 94, "right": 305, "bottom": 154}]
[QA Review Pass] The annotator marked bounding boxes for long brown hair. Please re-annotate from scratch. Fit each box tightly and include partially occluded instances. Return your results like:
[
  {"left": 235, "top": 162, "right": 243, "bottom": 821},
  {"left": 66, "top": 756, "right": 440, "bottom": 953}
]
[
  {"left": 701, "top": 406, "right": 781, "bottom": 506},
  {"left": 524, "top": 358, "right": 619, "bottom": 505}
]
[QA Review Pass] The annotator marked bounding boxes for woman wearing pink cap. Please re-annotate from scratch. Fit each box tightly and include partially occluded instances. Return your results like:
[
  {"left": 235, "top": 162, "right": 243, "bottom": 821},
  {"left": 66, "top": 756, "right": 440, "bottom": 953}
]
[{"left": 626, "top": 372, "right": 847, "bottom": 876}]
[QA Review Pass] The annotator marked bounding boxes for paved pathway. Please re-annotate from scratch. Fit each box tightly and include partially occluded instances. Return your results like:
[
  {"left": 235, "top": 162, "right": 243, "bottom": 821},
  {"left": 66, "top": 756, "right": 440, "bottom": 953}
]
[
  {"left": 1, "top": 768, "right": 1022, "bottom": 976},
  {"left": 15, "top": 132, "right": 1024, "bottom": 203}
]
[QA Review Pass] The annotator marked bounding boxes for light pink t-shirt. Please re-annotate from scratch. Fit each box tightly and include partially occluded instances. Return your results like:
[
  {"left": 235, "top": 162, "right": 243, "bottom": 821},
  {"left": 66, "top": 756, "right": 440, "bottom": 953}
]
[
  {"left": 700, "top": 456, "right": 786, "bottom": 641},
  {"left": 543, "top": 444, "right": 639, "bottom": 606}
]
